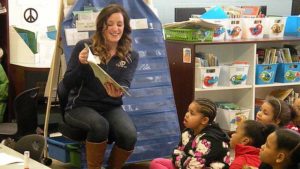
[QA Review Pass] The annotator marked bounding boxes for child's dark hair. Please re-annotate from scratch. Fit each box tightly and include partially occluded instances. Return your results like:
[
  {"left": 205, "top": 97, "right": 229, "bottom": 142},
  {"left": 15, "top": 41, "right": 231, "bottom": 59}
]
[
  {"left": 275, "top": 128, "right": 300, "bottom": 168},
  {"left": 266, "top": 97, "right": 292, "bottom": 127},
  {"left": 243, "top": 120, "right": 277, "bottom": 148},
  {"left": 194, "top": 98, "right": 217, "bottom": 123}
]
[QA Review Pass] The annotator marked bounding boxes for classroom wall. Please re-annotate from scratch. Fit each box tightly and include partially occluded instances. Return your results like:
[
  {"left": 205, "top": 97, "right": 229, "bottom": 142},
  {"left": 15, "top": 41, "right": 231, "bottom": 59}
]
[
  {"left": 151, "top": 0, "right": 293, "bottom": 24},
  {"left": 9, "top": 0, "right": 60, "bottom": 32}
]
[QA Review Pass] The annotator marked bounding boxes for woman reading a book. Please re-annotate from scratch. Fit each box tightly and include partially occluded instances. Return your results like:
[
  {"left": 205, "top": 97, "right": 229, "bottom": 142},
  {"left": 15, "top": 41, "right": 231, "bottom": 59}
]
[{"left": 62, "top": 4, "right": 139, "bottom": 169}]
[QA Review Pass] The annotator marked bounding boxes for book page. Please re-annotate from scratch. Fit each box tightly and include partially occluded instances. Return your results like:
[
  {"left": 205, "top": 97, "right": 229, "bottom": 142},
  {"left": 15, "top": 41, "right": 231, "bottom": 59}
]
[
  {"left": 0, "top": 153, "right": 23, "bottom": 166},
  {"left": 85, "top": 43, "right": 130, "bottom": 96}
]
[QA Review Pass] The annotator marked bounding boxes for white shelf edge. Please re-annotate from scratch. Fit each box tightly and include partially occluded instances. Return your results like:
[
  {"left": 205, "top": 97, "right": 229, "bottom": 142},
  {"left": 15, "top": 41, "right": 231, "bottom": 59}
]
[
  {"left": 195, "top": 85, "right": 253, "bottom": 92},
  {"left": 255, "top": 82, "right": 300, "bottom": 88}
]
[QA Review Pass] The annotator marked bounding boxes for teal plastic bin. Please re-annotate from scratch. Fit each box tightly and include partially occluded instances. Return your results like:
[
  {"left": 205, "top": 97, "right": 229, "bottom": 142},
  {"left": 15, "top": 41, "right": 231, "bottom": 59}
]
[
  {"left": 47, "top": 136, "right": 79, "bottom": 163},
  {"left": 256, "top": 64, "right": 278, "bottom": 84},
  {"left": 275, "top": 63, "right": 300, "bottom": 83},
  {"left": 284, "top": 16, "right": 300, "bottom": 36}
]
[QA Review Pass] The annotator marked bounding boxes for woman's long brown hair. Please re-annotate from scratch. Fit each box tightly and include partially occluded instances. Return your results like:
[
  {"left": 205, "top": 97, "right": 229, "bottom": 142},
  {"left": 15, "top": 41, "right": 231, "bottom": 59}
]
[{"left": 92, "top": 4, "right": 132, "bottom": 62}]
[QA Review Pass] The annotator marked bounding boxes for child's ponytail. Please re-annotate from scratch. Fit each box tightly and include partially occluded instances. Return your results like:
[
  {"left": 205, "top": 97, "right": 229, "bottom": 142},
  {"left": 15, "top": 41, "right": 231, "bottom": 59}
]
[
  {"left": 261, "top": 124, "right": 277, "bottom": 141},
  {"left": 289, "top": 142, "right": 300, "bottom": 168},
  {"left": 289, "top": 104, "right": 297, "bottom": 120},
  {"left": 243, "top": 120, "right": 276, "bottom": 148},
  {"left": 275, "top": 129, "right": 300, "bottom": 168},
  {"left": 266, "top": 97, "right": 292, "bottom": 127}
]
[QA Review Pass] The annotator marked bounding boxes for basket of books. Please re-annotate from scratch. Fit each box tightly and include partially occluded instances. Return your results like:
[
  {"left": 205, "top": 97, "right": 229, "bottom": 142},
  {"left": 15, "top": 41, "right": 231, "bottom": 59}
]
[
  {"left": 163, "top": 19, "right": 221, "bottom": 42},
  {"left": 164, "top": 28, "right": 214, "bottom": 42}
]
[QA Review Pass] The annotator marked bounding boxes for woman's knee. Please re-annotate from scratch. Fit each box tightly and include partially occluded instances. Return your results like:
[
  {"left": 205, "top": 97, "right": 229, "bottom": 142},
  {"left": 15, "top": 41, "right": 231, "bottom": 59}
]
[
  {"left": 87, "top": 118, "right": 109, "bottom": 142},
  {"left": 115, "top": 129, "right": 137, "bottom": 150}
]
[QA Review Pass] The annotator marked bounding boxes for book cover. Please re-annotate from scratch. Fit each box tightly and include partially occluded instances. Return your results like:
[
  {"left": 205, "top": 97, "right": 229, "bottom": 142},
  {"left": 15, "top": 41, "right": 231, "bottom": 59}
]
[
  {"left": 241, "top": 6, "right": 261, "bottom": 18},
  {"left": 85, "top": 43, "right": 130, "bottom": 96}
]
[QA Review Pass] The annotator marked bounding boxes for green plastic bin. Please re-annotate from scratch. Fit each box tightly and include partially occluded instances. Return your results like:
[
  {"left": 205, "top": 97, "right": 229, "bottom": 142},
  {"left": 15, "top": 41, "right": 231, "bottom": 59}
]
[
  {"left": 67, "top": 144, "right": 81, "bottom": 168},
  {"left": 164, "top": 28, "right": 214, "bottom": 42}
]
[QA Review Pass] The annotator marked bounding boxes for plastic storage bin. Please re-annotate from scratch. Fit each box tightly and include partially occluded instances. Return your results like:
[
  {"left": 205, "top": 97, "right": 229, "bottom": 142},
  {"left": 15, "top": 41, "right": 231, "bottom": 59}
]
[
  {"left": 275, "top": 63, "right": 300, "bottom": 83},
  {"left": 242, "top": 18, "right": 265, "bottom": 39},
  {"left": 67, "top": 144, "right": 81, "bottom": 168},
  {"left": 255, "top": 64, "right": 278, "bottom": 84},
  {"left": 47, "top": 136, "right": 79, "bottom": 163},
  {"left": 225, "top": 18, "right": 242, "bottom": 40},
  {"left": 264, "top": 17, "right": 286, "bottom": 38},
  {"left": 195, "top": 65, "right": 220, "bottom": 88},
  {"left": 219, "top": 64, "right": 249, "bottom": 86},
  {"left": 164, "top": 28, "right": 214, "bottom": 42},
  {"left": 284, "top": 16, "right": 300, "bottom": 36},
  {"left": 216, "top": 108, "right": 250, "bottom": 131},
  {"left": 204, "top": 19, "right": 228, "bottom": 41}
]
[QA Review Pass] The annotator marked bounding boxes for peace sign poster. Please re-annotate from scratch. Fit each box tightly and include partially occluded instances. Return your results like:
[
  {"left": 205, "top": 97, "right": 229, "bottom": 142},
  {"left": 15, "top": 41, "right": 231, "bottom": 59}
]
[
  {"left": 9, "top": 0, "right": 60, "bottom": 32},
  {"left": 8, "top": 0, "right": 60, "bottom": 67}
]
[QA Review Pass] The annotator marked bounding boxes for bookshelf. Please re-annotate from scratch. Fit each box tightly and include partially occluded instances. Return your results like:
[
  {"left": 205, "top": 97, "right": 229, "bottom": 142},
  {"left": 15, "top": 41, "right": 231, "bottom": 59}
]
[{"left": 166, "top": 37, "right": 300, "bottom": 130}]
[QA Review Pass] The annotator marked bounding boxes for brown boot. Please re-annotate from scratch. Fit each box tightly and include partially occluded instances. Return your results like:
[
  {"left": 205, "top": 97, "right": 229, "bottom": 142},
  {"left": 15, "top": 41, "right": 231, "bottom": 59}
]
[
  {"left": 86, "top": 140, "right": 107, "bottom": 169},
  {"left": 107, "top": 145, "right": 133, "bottom": 169}
]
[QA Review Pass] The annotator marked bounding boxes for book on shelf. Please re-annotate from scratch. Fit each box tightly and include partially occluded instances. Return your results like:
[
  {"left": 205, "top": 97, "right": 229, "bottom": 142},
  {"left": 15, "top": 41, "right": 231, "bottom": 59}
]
[
  {"left": 282, "top": 48, "right": 293, "bottom": 63},
  {"left": 269, "top": 48, "right": 278, "bottom": 64},
  {"left": 241, "top": 6, "right": 261, "bottom": 18},
  {"left": 258, "top": 47, "right": 295, "bottom": 64},
  {"left": 268, "top": 88, "right": 294, "bottom": 101},
  {"left": 85, "top": 43, "right": 130, "bottom": 96}
]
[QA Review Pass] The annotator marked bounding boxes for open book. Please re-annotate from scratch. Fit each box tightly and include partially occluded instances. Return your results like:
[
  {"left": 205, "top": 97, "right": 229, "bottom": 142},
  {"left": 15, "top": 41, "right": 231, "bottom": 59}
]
[{"left": 85, "top": 43, "right": 130, "bottom": 96}]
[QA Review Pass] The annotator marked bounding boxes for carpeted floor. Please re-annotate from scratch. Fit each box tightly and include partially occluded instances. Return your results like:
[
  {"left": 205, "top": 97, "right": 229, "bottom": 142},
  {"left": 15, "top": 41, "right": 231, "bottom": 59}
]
[{"left": 50, "top": 159, "right": 150, "bottom": 169}]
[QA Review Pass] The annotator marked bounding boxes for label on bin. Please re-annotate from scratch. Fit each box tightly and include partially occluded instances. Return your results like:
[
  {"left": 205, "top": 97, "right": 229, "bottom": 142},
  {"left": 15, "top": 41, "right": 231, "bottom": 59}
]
[{"left": 259, "top": 71, "right": 273, "bottom": 82}]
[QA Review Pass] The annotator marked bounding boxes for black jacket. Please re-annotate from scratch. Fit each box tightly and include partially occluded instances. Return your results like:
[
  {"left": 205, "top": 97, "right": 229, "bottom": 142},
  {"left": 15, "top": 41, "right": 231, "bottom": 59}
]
[{"left": 63, "top": 39, "right": 139, "bottom": 111}]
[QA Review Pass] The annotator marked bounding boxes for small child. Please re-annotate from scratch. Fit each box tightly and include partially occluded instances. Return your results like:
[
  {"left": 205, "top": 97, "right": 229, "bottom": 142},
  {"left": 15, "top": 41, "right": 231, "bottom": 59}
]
[
  {"left": 256, "top": 97, "right": 291, "bottom": 127},
  {"left": 286, "top": 98, "right": 300, "bottom": 133},
  {"left": 259, "top": 128, "right": 300, "bottom": 169},
  {"left": 150, "top": 98, "right": 230, "bottom": 169},
  {"left": 229, "top": 120, "right": 276, "bottom": 169}
]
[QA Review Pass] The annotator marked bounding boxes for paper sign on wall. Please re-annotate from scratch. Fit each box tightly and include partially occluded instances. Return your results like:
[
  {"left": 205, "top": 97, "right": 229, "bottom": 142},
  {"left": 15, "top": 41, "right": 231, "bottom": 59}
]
[
  {"left": 130, "top": 18, "right": 148, "bottom": 30},
  {"left": 65, "top": 28, "right": 89, "bottom": 46}
]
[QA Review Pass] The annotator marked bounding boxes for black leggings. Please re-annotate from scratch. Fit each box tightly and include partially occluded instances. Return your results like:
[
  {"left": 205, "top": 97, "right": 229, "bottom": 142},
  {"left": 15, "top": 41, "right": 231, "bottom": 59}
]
[{"left": 65, "top": 106, "right": 137, "bottom": 150}]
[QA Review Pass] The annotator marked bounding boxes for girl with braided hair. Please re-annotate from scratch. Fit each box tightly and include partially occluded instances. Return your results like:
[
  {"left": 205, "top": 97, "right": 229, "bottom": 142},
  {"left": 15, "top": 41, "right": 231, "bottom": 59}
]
[{"left": 150, "top": 98, "right": 230, "bottom": 169}]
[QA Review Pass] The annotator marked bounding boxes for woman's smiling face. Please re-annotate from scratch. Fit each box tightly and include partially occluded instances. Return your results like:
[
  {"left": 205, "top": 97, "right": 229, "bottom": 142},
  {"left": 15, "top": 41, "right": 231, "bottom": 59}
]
[{"left": 103, "top": 12, "right": 124, "bottom": 46}]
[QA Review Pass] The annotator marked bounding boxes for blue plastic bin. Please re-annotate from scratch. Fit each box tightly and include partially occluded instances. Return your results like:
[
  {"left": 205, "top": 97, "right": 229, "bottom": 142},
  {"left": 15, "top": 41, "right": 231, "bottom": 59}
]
[
  {"left": 47, "top": 136, "right": 79, "bottom": 163},
  {"left": 275, "top": 63, "right": 300, "bottom": 83},
  {"left": 284, "top": 16, "right": 300, "bottom": 36},
  {"left": 256, "top": 64, "right": 278, "bottom": 84}
]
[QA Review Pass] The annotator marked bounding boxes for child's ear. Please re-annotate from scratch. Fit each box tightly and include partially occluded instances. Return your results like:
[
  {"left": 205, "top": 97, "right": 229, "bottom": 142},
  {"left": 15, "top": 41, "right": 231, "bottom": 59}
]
[
  {"left": 241, "top": 136, "right": 251, "bottom": 145},
  {"left": 201, "top": 117, "right": 209, "bottom": 125},
  {"left": 275, "top": 152, "right": 286, "bottom": 164}
]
